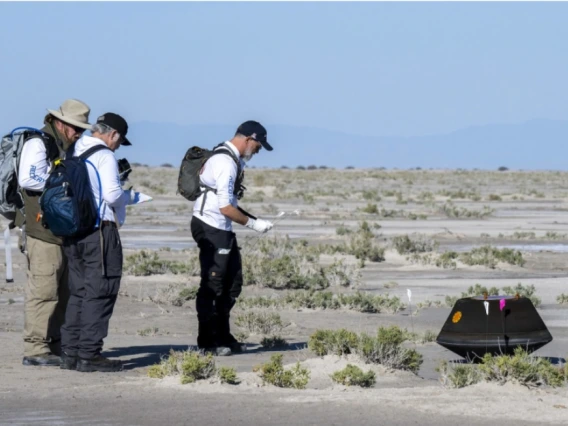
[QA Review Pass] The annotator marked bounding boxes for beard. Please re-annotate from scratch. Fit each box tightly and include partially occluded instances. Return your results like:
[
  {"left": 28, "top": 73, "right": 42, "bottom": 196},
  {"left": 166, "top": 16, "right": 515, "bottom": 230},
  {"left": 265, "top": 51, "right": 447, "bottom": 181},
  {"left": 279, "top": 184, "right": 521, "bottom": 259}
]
[{"left": 243, "top": 148, "right": 255, "bottom": 162}]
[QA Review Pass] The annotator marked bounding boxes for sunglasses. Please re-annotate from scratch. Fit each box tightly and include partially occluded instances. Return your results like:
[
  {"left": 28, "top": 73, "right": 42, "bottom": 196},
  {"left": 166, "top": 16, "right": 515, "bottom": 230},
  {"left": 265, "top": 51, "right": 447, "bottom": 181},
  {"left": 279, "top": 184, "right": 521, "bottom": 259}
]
[
  {"left": 67, "top": 123, "right": 86, "bottom": 134},
  {"left": 248, "top": 137, "right": 263, "bottom": 150}
]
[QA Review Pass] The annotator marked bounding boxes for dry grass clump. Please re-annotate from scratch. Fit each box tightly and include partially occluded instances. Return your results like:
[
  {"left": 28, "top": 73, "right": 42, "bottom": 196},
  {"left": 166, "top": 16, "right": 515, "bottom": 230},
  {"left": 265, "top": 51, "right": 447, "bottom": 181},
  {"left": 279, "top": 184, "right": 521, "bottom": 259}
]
[
  {"left": 149, "top": 282, "right": 198, "bottom": 307},
  {"left": 254, "top": 354, "right": 310, "bottom": 389},
  {"left": 147, "top": 350, "right": 216, "bottom": 384},
  {"left": 443, "top": 283, "right": 541, "bottom": 308},
  {"left": 217, "top": 366, "right": 240, "bottom": 385},
  {"left": 243, "top": 235, "right": 362, "bottom": 289},
  {"left": 460, "top": 245, "right": 525, "bottom": 268},
  {"left": 438, "top": 348, "right": 568, "bottom": 389},
  {"left": 412, "top": 245, "right": 525, "bottom": 271},
  {"left": 439, "top": 202, "right": 494, "bottom": 219},
  {"left": 437, "top": 189, "right": 481, "bottom": 201},
  {"left": 501, "top": 283, "right": 541, "bottom": 307},
  {"left": 557, "top": 293, "right": 568, "bottom": 304},
  {"left": 237, "top": 290, "right": 406, "bottom": 314},
  {"left": 331, "top": 364, "right": 376, "bottom": 388},
  {"left": 391, "top": 234, "right": 438, "bottom": 255},
  {"left": 137, "top": 327, "right": 159, "bottom": 337},
  {"left": 234, "top": 311, "right": 287, "bottom": 335},
  {"left": 327, "top": 221, "right": 385, "bottom": 267},
  {"left": 308, "top": 326, "right": 423, "bottom": 374},
  {"left": 148, "top": 350, "right": 241, "bottom": 385},
  {"left": 124, "top": 250, "right": 199, "bottom": 276},
  {"left": 260, "top": 336, "right": 288, "bottom": 349}
]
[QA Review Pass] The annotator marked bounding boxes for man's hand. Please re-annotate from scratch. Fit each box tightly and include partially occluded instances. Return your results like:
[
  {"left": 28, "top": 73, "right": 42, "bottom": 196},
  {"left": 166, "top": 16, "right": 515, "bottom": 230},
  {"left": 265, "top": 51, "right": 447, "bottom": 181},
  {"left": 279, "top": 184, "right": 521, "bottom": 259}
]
[
  {"left": 245, "top": 218, "right": 273, "bottom": 233},
  {"left": 124, "top": 187, "right": 141, "bottom": 205}
]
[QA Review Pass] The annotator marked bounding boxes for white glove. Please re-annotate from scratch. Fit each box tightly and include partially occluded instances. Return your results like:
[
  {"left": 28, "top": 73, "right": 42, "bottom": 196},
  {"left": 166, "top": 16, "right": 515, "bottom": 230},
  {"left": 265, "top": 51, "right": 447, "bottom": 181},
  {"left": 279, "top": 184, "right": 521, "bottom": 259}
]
[{"left": 245, "top": 218, "right": 273, "bottom": 233}]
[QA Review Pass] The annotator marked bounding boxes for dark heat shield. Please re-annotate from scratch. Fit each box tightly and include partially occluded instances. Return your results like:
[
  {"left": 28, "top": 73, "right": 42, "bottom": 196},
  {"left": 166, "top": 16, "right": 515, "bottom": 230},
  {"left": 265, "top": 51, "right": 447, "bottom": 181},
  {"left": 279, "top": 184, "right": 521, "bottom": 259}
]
[{"left": 436, "top": 296, "right": 553, "bottom": 359}]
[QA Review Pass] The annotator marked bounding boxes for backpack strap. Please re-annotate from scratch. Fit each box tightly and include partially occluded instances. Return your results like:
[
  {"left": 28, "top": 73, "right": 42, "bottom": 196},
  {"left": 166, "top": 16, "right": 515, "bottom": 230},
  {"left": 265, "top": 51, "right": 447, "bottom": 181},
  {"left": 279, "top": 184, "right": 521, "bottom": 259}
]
[
  {"left": 73, "top": 143, "right": 111, "bottom": 160},
  {"left": 71, "top": 144, "right": 112, "bottom": 228},
  {"left": 198, "top": 143, "right": 242, "bottom": 216}
]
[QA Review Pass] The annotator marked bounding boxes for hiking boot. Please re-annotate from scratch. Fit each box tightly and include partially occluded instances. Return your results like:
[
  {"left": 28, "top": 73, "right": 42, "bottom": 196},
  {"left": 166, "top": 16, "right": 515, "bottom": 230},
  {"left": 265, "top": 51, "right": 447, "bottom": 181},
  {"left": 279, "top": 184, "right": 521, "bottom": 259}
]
[
  {"left": 76, "top": 355, "right": 123, "bottom": 373},
  {"left": 227, "top": 341, "right": 246, "bottom": 354},
  {"left": 60, "top": 352, "right": 78, "bottom": 370},
  {"left": 202, "top": 346, "right": 232, "bottom": 357},
  {"left": 220, "top": 334, "right": 246, "bottom": 354},
  {"left": 22, "top": 353, "right": 61, "bottom": 367},
  {"left": 214, "top": 346, "right": 232, "bottom": 356}
]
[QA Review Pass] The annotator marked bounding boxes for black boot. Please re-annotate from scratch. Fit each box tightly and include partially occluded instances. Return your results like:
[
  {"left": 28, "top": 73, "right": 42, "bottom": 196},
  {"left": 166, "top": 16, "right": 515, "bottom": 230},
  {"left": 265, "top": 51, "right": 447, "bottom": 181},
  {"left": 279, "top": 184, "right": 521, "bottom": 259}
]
[
  {"left": 60, "top": 352, "right": 78, "bottom": 370},
  {"left": 198, "top": 315, "right": 233, "bottom": 356},
  {"left": 22, "top": 353, "right": 61, "bottom": 367},
  {"left": 77, "top": 355, "right": 123, "bottom": 373},
  {"left": 217, "top": 315, "right": 246, "bottom": 354}
]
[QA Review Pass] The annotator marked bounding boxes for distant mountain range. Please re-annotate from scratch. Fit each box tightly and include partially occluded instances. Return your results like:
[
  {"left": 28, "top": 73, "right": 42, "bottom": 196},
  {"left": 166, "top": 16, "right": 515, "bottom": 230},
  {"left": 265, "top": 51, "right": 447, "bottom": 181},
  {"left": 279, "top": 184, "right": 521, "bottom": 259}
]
[{"left": 125, "top": 118, "right": 568, "bottom": 170}]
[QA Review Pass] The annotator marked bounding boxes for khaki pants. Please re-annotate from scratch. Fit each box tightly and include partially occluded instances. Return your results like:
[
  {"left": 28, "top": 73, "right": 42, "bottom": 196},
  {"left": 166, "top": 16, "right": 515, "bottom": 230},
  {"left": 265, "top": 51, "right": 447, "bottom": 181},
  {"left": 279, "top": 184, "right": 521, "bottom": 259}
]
[{"left": 23, "top": 236, "right": 69, "bottom": 357}]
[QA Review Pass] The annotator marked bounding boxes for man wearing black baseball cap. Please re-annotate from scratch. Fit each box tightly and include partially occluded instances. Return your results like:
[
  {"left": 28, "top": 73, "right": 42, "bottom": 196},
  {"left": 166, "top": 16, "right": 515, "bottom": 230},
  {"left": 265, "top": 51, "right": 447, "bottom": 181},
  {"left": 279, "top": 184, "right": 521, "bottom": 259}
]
[
  {"left": 95, "top": 113, "right": 132, "bottom": 147},
  {"left": 190, "top": 120, "right": 274, "bottom": 356},
  {"left": 59, "top": 112, "right": 136, "bottom": 372},
  {"left": 236, "top": 120, "right": 272, "bottom": 156}
]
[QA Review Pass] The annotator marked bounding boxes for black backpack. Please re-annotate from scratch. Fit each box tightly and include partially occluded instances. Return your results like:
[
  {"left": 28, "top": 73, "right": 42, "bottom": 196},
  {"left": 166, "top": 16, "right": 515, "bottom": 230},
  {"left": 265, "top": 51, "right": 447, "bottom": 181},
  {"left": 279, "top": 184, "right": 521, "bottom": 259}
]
[
  {"left": 177, "top": 143, "right": 245, "bottom": 213},
  {"left": 40, "top": 144, "right": 110, "bottom": 237}
]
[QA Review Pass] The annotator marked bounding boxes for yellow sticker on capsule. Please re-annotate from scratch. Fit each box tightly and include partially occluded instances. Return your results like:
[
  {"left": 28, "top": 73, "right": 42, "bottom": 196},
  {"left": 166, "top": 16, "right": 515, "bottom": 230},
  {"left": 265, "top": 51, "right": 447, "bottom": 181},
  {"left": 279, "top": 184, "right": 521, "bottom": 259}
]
[{"left": 452, "top": 311, "right": 462, "bottom": 323}]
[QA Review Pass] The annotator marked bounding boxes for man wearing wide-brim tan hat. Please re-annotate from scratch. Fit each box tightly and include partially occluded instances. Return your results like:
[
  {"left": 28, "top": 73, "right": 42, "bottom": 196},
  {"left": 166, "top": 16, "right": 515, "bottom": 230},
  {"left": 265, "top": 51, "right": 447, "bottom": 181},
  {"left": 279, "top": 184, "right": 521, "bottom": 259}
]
[{"left": 14, "top": 98, "right": 92, "bottom": 366}]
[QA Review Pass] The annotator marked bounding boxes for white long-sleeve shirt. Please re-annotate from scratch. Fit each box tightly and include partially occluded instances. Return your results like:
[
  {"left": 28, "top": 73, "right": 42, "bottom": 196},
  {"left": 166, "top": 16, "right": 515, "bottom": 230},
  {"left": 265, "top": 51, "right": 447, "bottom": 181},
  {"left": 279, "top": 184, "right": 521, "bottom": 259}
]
[
  {"left": 18, "top": 137, "right": 51, "bottom": 192},
  {"left": 73, "top": 135, "right": 130, "bottom": 225},
  {"left": 193, "top": 141, "right": 245, "bottom": 231}
]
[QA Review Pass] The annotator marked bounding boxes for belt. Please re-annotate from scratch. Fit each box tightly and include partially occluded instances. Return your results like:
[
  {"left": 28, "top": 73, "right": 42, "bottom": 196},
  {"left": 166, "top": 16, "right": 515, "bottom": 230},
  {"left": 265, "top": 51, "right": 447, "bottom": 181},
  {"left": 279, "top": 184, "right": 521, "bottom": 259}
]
[{"left": 101, "top": 220, "right": 117, "bottom": 228}]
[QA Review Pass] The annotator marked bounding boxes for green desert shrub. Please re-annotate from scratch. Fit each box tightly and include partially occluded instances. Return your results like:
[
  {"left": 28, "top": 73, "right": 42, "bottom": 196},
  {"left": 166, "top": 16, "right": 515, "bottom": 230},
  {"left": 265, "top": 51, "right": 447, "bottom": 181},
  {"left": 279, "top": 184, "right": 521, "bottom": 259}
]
[
  {"left": 308, "top": 326, "right": 423, "bottom": 374},
  {"left": 124, "top": 250, "right": 199, "bottom": 276},
  {"left": 234, "top": 311, "right": 286, "bottom": 335},
  {"left": 254, "top": 354, "right": 310, "bottom": 389},
  {"left": 217, "top": 366, "right": 240, "bottom": 385},
  {"left": 460, "top": 246, "right": 525, "bottom": 268},
  {"left": 391, "top": 234, "right": 438, "bottom": 255},
  {"left": 260, "top": 336, "right": 288, "bottom": 349},
  {"left": 331, "top": 364, "right": 376, "bottom": 388},
  {"left": 147, "top": 350, "right": 216, "bottom": 384},
  {"left": 439, "top": 348, "right": 567, "bottom": 388}
]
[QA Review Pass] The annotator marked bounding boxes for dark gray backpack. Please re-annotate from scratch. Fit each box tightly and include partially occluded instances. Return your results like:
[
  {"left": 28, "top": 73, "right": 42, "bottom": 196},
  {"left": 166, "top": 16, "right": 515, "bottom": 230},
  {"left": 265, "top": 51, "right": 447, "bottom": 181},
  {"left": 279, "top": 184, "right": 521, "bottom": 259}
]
[
  {"left": 177, "top": 143, "right": 245, "bottom": 212},
  {"left": 0, "top": 127, "right": 53, "bottom": 221}
]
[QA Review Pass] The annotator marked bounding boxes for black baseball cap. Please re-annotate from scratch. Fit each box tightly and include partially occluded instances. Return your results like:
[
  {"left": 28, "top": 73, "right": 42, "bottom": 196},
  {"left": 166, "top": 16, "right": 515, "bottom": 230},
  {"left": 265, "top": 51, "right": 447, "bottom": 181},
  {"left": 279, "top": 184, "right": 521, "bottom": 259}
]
[
  {"left": 236, "top": 120, "right": 272, "bottom": 151},
  {"left": 96, "top": 113, "right": 132, "bottom": 146}
]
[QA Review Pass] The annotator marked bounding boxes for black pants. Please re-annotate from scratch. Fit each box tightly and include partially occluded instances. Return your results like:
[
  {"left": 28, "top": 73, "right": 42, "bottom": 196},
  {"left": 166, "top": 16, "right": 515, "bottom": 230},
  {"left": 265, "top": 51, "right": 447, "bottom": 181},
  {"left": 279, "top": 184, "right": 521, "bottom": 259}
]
[
  {"left": 61, "top": 223, "right": 123, "bottom": 359},
  {"left": 190, "top": 217, "right": 243, "bottom": 348}
]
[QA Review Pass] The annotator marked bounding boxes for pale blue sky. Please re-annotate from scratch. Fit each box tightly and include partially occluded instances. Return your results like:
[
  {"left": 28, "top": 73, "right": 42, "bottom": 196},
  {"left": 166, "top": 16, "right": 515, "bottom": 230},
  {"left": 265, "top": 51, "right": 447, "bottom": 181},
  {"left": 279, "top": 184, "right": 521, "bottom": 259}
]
[{"left": 1, "top": 1, "right": 568, "bottom": 139}]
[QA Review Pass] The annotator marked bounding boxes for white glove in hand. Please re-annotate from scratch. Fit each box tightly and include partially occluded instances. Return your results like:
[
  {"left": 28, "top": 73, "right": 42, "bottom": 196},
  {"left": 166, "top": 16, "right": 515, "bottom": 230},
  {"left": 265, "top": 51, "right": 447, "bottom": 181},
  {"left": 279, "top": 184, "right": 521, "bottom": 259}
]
[{"left": 245, "top": 218, "right": 273, "bottom": 233}]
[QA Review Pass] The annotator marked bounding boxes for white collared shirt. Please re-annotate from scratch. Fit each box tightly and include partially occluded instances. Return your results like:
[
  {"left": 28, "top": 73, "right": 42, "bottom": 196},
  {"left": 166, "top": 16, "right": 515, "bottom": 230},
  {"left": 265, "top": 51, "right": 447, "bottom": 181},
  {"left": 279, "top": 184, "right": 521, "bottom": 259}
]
[{"left": 192, "top": 141, "right": 245, "bottom": 231}]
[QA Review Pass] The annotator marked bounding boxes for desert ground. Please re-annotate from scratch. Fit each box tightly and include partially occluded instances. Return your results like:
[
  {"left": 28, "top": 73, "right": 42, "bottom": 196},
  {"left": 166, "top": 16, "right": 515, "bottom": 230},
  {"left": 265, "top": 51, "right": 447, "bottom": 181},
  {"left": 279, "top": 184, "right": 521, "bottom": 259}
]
[{"left": 1, "top": 166, "right": 568, "bottom": 425}]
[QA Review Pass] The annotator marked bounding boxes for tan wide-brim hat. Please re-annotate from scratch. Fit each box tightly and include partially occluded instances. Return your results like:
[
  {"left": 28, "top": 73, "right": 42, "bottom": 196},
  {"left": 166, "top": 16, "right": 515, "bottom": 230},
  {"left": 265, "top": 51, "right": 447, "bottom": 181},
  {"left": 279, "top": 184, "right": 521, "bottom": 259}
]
[{"left": 47, "top": 99, "right": 92, "bottom": 130}]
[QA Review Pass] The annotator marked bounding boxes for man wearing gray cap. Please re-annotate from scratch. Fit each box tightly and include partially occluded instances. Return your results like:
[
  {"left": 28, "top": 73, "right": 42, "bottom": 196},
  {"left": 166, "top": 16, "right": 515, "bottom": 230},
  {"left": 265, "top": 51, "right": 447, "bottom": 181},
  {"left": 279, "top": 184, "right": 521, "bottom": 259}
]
[{"left": 16, "top": 99, "right": 92, "bottom": 366}]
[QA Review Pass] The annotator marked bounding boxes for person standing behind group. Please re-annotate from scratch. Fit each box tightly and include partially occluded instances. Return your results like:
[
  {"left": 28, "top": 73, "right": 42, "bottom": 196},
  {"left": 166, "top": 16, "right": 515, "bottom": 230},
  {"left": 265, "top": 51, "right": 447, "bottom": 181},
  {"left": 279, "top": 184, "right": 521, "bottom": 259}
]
[
  {"left": 17, "top": 99, "right": 92, "bottom": 367},
  {"left": 59, "top": 113, "right": 136, "bottom": 373}
]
